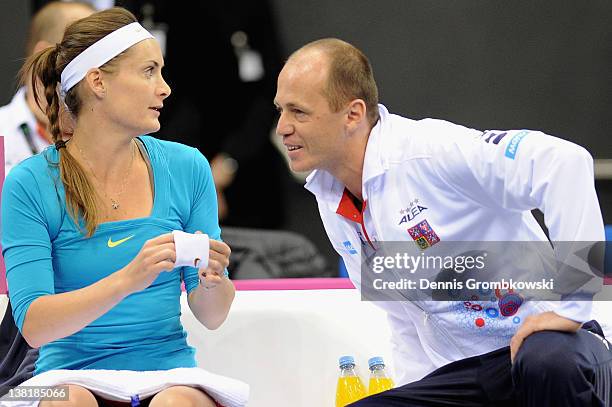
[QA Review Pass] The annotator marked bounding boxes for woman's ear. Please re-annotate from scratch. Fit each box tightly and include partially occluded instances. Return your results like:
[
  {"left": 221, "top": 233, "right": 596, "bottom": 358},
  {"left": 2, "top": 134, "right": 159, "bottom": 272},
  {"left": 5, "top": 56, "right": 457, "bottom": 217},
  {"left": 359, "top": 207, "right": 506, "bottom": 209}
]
[{"left": 84, "top": 68, "right": 106, "bottom": 99}]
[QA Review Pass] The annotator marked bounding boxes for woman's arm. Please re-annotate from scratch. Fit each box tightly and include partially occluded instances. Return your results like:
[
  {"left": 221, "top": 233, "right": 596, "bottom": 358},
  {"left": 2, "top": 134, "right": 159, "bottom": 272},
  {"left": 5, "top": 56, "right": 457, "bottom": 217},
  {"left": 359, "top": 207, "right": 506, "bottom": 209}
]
[
  {"left": 22, "top": 270, "right": 129, "bottom": 348},
  {"left": 181, "top": 147, "right": 235, "bottom": 329},
  {"left": 187, "top": 239, "right": 235, "bottom": 330}
]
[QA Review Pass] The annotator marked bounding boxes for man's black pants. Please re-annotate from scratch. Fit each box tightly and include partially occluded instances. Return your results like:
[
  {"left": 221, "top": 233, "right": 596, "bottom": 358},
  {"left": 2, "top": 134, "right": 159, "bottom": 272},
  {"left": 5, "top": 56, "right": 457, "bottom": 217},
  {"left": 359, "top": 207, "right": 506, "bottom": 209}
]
[{"left": 351, "top": 321, "right": 612, "bottom": 407}]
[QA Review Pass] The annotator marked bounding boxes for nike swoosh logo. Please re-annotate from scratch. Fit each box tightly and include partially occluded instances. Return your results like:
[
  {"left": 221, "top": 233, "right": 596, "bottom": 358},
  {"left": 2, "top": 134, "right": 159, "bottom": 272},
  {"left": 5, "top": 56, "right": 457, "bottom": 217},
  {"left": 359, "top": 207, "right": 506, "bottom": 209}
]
[{"left": 107, "top": 235, "right": 135, "bottom": 248}]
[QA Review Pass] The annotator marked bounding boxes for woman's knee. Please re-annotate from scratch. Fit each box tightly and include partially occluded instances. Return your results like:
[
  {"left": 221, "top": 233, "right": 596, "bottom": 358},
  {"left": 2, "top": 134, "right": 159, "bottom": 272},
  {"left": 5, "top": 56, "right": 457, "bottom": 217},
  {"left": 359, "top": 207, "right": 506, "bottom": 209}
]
[
  {"left": 149, "top": 385, "right": 216, "bottom": 407},
  {"left": 38, "top": 384, "right": 98, "bottom": 407}
]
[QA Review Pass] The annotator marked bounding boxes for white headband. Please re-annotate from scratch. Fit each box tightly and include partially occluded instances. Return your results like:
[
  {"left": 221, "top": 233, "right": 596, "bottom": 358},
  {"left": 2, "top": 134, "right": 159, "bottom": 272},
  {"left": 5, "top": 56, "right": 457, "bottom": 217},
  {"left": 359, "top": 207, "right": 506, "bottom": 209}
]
[{"left": 60, "top": 22, "right": 154, "bottom": 97}]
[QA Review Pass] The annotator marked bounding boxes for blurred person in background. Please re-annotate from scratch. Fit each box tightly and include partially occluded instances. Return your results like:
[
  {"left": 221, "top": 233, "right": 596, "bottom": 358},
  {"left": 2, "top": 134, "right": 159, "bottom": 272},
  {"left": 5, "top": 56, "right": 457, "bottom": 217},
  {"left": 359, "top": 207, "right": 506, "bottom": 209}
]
[
  {"left": 116, "top": 0, "right": 289, "bottom": 229},
  {"left": 0, "top": 1, "right": 94, "bottom": 175}
]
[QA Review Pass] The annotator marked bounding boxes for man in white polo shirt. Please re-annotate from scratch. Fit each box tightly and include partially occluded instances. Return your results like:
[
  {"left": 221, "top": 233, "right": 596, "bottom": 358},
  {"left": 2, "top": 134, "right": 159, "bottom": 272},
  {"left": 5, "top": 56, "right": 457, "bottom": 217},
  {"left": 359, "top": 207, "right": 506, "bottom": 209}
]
[
  {"left": 0, "top": 1, "right": 94, "bottom": 175},
  {"left": 274, "top": 38, "right": 611, "bottom": 406}
]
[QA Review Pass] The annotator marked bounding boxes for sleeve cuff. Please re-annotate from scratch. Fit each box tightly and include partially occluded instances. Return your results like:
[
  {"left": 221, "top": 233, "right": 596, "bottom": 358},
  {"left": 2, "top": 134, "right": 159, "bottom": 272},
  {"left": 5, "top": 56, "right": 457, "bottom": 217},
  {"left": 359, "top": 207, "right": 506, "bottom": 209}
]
[{"left": 553, "top": 298, "right": 593, "bottom": 323}]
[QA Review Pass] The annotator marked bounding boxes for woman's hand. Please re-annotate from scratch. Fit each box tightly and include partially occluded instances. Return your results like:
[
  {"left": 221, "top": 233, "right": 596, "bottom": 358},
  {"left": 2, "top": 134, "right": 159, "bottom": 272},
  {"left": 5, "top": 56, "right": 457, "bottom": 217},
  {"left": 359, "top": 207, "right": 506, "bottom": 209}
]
[
  {"left": 120, "top": 233, "right": 176, "bottom": 293},
  {"left": 188, "top": 232, "right": 234, "bottom": 329},
  {"left": 198, "top": 236, "right": 231, "bottom": 289}
]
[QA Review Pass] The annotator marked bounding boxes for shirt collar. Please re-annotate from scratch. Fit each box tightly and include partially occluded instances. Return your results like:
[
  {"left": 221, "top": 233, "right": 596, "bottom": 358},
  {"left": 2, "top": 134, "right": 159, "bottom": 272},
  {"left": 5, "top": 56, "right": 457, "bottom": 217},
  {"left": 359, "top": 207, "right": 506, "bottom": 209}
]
[
  {"left": 305, "top": 104, "right": 391, "bottom": 207},
  {"left": 10, "top": 87, "right": 38, "bottom": 134},
  {"left": 361, "top": 104, "right": 390, "bottom": 191}
]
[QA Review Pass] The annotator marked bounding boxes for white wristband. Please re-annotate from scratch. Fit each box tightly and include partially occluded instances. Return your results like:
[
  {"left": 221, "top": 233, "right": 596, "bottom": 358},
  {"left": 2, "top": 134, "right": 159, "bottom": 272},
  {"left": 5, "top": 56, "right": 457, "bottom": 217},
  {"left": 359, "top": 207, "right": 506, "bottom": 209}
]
[{"left": 172, "top": 230, "right": 209, "bottom": 268}]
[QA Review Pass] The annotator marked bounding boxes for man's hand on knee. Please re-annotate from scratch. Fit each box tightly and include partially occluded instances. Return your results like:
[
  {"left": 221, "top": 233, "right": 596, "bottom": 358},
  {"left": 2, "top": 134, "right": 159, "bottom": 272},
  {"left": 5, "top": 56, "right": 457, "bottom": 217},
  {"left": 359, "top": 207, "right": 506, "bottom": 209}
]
[{"left": 510, "top": 311, "right": 581, "bottom": 363}]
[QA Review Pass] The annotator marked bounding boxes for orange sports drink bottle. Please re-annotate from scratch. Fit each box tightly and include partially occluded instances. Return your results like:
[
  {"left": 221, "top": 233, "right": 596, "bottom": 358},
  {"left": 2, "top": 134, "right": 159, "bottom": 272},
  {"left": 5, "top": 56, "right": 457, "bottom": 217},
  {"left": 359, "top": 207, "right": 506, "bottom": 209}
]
[
  {"left": 336, "top": 356, "right": 367, "bottom": 406},
  {"left": 367, "top": 356, "right": 394, "bottom": 396}
]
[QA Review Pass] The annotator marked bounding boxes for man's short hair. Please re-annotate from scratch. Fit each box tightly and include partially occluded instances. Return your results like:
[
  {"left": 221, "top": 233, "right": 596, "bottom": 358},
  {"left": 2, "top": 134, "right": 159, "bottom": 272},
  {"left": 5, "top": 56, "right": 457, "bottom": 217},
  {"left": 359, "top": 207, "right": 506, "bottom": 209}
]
[
  {"left": 292, "top": 38, "right": 380, "bottom": 126},
  {"left": 26, "top": 1, "right": 95, "bottom": 55}
]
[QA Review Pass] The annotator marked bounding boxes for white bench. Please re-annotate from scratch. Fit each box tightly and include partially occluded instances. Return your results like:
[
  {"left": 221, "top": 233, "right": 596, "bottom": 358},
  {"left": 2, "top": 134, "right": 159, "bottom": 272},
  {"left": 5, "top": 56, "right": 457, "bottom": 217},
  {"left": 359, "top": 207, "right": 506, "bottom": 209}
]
[
  {"left": 0, "top": 280, "right": 394, "bottom": 407},
  {"left": 3, "top": 282, "right": 612, "bottom": 407},
  {"left": 181, "top": 283, "right": 393, "bottom": 407}
]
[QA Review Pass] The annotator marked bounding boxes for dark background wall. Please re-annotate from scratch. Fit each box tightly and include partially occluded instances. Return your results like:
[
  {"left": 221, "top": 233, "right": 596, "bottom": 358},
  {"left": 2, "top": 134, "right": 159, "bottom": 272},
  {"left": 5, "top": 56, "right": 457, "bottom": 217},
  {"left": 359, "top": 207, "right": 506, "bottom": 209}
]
[
  {"left": 3, "top": 1, "right": 611, "bottom": 155},
  {"left": 272, "top": 1, "right": 612, "bottom": 158},
  {"left": 270, "top": 0, "right": 612, "bottom": 237},
  {"left": 0, "top": 1, "right": 30, "bottom": 102},
  {"left": 1, "top": 1, "right": 611, "bottom": 268}
]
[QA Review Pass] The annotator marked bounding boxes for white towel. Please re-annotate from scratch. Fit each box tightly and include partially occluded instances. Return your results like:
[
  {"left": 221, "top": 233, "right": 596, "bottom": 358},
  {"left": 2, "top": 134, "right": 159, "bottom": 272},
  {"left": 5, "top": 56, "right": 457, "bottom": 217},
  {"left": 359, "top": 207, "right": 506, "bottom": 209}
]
[
  {"left": 0, "top": 367, "right": 249, "bottom": 407},
  {"left": 173, "top": 231, "right": 209, "bottom": 269}
]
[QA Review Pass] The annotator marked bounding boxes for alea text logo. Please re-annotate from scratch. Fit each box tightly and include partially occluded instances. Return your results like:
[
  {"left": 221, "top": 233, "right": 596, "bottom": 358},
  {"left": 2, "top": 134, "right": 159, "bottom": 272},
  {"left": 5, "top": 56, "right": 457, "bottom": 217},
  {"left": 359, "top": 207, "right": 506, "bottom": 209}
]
[{"left": 398, "top": 199, "right": 427, "bottom": 225}]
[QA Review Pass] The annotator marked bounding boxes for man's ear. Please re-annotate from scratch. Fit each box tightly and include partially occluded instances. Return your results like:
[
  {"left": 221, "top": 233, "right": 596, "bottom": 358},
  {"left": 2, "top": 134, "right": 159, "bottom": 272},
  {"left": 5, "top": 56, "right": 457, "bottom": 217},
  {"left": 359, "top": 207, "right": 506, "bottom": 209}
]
[
  {"left": 346, "top": 99, "right": 367, "bottom": 130},
  {"left": 84, "top": 68, "right": 106, "bottom": 99}
]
